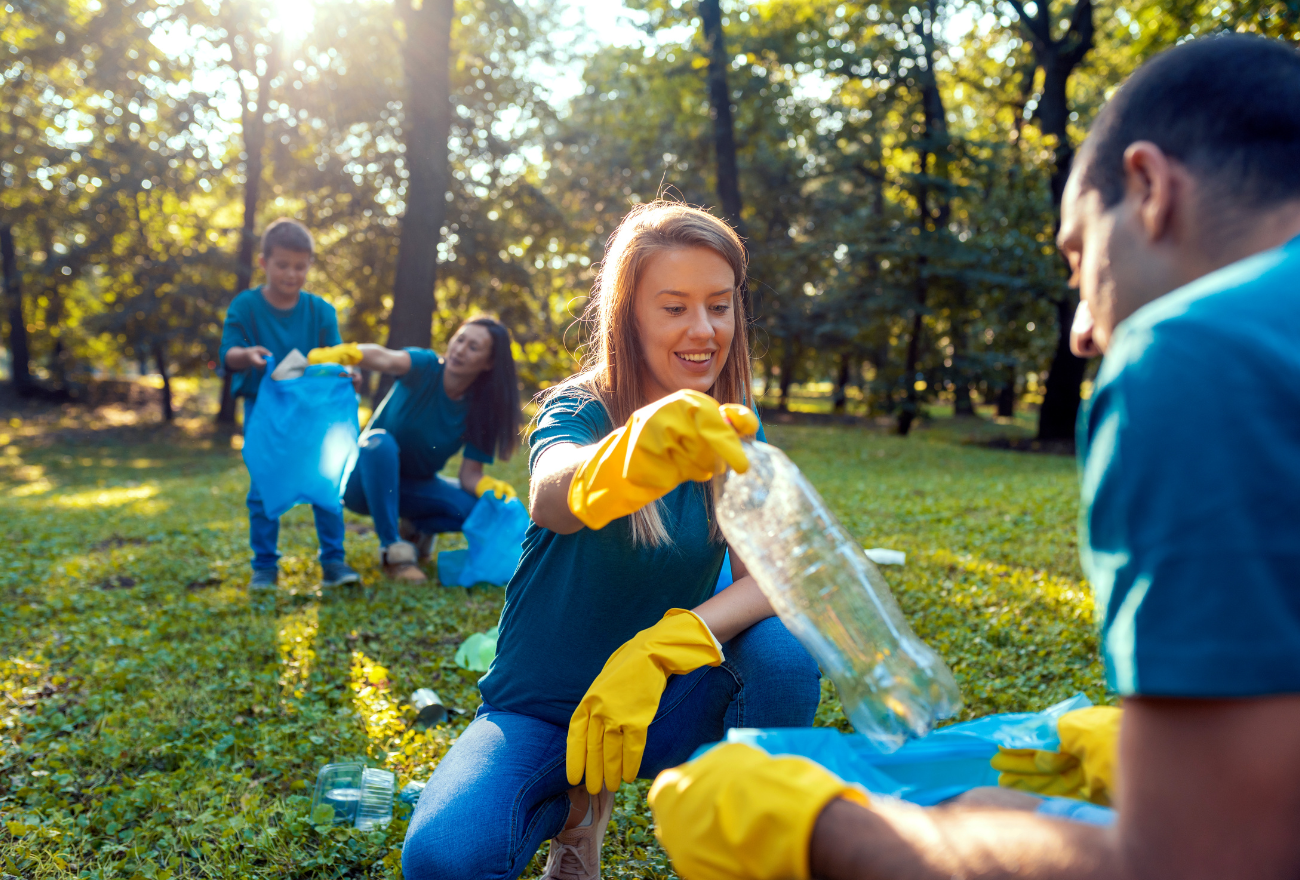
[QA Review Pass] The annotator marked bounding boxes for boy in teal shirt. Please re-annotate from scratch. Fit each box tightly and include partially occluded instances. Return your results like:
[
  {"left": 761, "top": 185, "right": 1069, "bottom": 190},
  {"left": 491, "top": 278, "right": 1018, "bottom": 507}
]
[{"left": 219, "top": 218, "right": 361, "bottom": 590}]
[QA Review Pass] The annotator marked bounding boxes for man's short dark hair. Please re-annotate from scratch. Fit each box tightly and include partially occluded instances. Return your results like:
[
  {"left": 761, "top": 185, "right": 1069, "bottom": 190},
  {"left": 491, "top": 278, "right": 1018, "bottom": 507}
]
[
  {"left": 260, "top": 218, "right": 314, "bottom": 258},
  {"left": 1082, "top": 34, "right": 1300, "bottom": 209}
]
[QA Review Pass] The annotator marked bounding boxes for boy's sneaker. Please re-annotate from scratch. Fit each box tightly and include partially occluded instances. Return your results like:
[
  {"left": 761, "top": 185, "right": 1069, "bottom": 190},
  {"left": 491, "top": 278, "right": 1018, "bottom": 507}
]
[
  {"left": 381, "top": 540, "right": 427, "bottom": 582},
  {"left": 249, "top": 568, "right": 279, "bottom": 591},
  {"left": 540, "top": 787, "right": 616, "bottom": 880},
  {"left": 321, "top": 560, "right": 362, "bottom": 587}
]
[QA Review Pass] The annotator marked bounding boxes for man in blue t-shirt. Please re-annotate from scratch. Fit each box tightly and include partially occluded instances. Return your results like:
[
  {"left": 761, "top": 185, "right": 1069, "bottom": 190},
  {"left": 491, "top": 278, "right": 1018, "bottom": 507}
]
[
  {"left": 646, "top": 35, "right": 1300, "bottom": 880},
  {"left": 219, "top": 218, "right": 361, "bottom": 591}
]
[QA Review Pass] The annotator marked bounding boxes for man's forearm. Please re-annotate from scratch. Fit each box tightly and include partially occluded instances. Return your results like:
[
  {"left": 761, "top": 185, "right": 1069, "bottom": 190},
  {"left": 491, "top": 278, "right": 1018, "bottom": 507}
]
[{"left": 810, "top": 797, "right": 1124, "bottom": 880}]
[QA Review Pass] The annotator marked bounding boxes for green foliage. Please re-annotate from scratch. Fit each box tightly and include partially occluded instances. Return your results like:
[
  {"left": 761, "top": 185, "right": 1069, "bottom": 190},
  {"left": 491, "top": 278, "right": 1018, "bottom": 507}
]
[{"left": 0, "top": 409, "right": 1106, "bottom": 878}]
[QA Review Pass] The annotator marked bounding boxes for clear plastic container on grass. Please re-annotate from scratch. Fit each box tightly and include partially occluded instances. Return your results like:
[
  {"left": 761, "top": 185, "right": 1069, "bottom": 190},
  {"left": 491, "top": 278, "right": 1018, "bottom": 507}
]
[
  {"left": 714, "top": 440, "right": 962, "bottom": 752},
  {"left": 310, "top": 762, "right": 395, "bottom": 831}
]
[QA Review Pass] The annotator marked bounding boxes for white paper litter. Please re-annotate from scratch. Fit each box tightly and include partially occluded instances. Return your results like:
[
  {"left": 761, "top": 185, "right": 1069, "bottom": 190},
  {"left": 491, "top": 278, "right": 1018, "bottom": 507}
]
[{"left": 863, "top": 548, "right": 906, "bottom": 566}]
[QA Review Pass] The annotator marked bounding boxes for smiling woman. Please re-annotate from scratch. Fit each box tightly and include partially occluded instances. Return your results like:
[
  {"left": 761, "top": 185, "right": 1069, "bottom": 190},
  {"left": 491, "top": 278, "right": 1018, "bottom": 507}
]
[{"left": 398, "top": 203, "right": 822, "bottom": 880}]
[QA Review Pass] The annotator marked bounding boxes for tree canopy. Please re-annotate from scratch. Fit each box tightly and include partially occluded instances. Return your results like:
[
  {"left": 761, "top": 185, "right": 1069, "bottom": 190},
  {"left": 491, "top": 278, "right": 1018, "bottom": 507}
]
[{"left": 3, "top": 0, "right": 1294, "bottom": 427}]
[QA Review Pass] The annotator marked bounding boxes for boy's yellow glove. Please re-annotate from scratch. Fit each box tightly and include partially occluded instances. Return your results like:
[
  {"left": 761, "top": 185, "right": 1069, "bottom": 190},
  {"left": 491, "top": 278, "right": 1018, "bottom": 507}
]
[
  {"left": 568, "top": 390, "right": 759, "bottom": 530},
  {"left": 991, "top": 705, "right": 1122, "bottom": 806},
  {"left": 649, "top": 742, "right": 871, "bottom": 880},
  {"left": 307, "top": 343, "right": 363, "bottom": 366},
  {"left": 474, "top": 475, "right": 517, "bottom": 501},
  {"left": 567, "top": 609, "right": 723, "bottom": 794}
]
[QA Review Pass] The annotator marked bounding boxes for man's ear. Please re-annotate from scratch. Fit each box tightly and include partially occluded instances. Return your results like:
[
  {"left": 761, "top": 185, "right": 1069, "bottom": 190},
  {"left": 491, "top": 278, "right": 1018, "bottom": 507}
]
[{"left": 1122, "top": 141, "right": 1177, "bottom": 244}]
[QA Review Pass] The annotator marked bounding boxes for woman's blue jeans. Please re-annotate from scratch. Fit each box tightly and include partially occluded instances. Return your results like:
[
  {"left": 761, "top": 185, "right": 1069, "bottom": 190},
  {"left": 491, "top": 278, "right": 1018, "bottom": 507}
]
[
  {"left": 342, "top": 430, "right": 477, "bottom": 547},
  {"left": 401, "top": 615, "right": 822, "bottom": 880}
]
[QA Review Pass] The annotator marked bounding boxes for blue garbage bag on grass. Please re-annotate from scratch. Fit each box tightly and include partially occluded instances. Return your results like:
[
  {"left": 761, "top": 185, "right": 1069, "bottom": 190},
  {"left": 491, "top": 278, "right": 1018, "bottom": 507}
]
[
  {"left": 706, "top": 693, "right": 1098, "bottom": 807},
  {"left": 242, "top": 358, "right": 359, "bottom": 519},
  {"left": 436, "top": 493, "right": 529, "bottom": 587}
]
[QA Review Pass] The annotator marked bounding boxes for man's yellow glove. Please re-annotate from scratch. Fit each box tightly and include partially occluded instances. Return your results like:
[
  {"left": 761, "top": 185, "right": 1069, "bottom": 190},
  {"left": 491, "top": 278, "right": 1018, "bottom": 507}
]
[
  {"left": 991, "top": 705, "right": 1122, "bottom": 806},
  {"left": 649, "top": 742, "right": 871, "bottom": 880},
  {"left": 307, "top": 342, "right": 363, "bottom": 366},
  {"left": 568, "top": 390, "right": 759, "bottom": 530},
  {"left": 474, "top": 475, "right": 517, "bottom": 501},
  {"left": 567, "top": 609, "right": 724, "bottom": 794}
]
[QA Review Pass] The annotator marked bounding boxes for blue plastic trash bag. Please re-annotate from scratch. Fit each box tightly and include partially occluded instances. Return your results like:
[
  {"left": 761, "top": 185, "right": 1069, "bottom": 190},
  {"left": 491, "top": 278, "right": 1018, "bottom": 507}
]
[
  {"left": 242, "top": 357, "right": 359, "bottom": 519},
  {"left": 436, "top": 493, "right": 529, "bottom": 587},
  {"left": 707, "top": 693, "right": 1096, "bottom": 807}
]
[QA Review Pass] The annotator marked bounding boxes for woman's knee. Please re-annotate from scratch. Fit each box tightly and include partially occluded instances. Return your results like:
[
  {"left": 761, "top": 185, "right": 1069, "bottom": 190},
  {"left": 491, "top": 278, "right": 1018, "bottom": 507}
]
[
  {"left": 726, "top": 615, "right": 822, "bottom": 725},
  {"left": 359, "top": 429, "right": 398, "bottom": 458}
]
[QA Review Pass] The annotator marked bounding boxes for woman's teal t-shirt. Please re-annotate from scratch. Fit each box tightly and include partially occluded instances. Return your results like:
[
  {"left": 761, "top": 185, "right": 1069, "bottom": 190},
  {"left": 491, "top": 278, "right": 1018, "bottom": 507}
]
[
  {"left": 478, "top": 391, "right": 761, "bottom": 727},
  {"left": 367, "top": 348, "right": 492, "bottom": 480}
]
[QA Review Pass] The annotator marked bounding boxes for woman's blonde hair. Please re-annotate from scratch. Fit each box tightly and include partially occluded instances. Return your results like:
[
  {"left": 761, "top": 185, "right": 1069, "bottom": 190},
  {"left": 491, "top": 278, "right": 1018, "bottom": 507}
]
[{"left": 544, "top": 200, "right": 753, "bottom": 547}]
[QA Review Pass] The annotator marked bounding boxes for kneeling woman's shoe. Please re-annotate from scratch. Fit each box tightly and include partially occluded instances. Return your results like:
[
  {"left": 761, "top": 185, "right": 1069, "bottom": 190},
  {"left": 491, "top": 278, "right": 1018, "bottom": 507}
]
[
  {"left": 380, "top": 541, "right": 427, "bottom": 582},
  {"left": 541, "top": 787, "right": 616, "bottom": 880},
  {"left": 398, "top": 518, "right": 435, "bottom": 563}
]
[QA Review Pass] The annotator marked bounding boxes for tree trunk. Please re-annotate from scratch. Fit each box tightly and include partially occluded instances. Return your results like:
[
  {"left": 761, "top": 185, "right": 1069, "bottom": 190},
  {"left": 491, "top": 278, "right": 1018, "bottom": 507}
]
[
  {"left": 1037, "top": 299, "right": 1087, "bottom": 440},
  {"left": 1, "top": 224, "right": 30, "bottom": 395},
  {"left": 1012, "top": 0, "right": 1095, "bottom": 441},
  {"left": 832, "top": 352, "right": 852, "bottom": 414},
  {"left": 700, "top": 0, "right": 743, "bottom": 230},
  {"left": 897, "top": 1, "right": 948, "bottom": 437},
  {"left": 777, "top": 343, "right": 799, "bottom": 412},
  {"left": 218, "top": 37, "right": 279, "bottom": 426},
  {"left": 997, "top": 371, "right": 1016, "bottom": 418},
  {"left": 154, "top": 342, "right": 174, "bottom": 422},
  {"left": 388, "top": 0, "right": 455, "bottom": 355}
]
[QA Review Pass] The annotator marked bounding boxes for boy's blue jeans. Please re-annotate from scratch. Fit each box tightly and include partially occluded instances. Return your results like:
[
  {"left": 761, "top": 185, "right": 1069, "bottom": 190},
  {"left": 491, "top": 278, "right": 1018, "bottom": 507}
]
[
  {"left": 242, "top": 395, "right": 346, "bottom": 571},
  {"left": 341, "top": 429, "right": 477, "bottom": 547},
  {"left": 401, "top": 616, "right": 822, "bottom": 880}
]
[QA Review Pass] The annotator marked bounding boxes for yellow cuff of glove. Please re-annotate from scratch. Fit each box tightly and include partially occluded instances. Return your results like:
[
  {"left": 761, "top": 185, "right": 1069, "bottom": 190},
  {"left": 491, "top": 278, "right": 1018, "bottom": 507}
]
[
  {"left": 649, "top": 742, "right": 870, "bottom": 880},
  {"left": 307, "top": 342, "right": 363, "bottom": 366},
  {"left": 568, "top": 389, "right": 756, "bottom": 531},
  {"left": 474, "top": 475, "right": 517, "bottom": 501},
  {"left": 992, "top": 705, "right": 1121, "bottom": 806},
  {"left": 567, "top": 608, "right": 723, "bottom": 794}
]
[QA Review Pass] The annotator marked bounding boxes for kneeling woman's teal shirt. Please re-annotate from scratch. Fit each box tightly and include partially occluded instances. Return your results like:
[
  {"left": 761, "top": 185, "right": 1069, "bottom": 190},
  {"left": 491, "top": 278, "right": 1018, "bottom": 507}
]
[{"left": 478, "top": 390, "right": 764, "bottom": 727}]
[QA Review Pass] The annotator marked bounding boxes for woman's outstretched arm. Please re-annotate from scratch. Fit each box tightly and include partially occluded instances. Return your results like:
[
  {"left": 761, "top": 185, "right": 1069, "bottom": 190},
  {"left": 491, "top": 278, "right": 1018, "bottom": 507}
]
[
  {"left": 357, "top": 343, "right": 412, "bottom": 376},
  {"left": 529, "top": 442, "right": 586, "bottom": 535}
]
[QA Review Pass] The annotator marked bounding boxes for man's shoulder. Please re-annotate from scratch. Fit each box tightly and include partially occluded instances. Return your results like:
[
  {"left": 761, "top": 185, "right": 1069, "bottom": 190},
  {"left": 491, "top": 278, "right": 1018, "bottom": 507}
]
[{"left": 1123, "top": 239, "right": 1300, "bottom": 349}]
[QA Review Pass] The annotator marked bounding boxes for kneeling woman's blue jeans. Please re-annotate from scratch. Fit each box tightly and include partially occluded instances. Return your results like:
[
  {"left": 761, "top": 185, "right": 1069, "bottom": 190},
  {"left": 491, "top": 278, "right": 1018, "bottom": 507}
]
[
  {"left": 401, "top": 616, "right": 821, "bottom": 880},
  {"left": 342, "top": 430, "right": 477, "bottom": 547}
]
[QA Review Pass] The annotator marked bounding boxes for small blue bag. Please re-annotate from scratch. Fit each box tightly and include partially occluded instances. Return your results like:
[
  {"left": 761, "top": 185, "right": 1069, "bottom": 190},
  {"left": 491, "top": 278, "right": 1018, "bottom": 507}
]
[
  {"left": 436, "top": 493, "right": 529, "bottom": 587},
  {"left": 242, "top": 358, "right": 359, "bottom": 519},
  {"left": 708, "top": 693, "right": 1096, "bottom": 807}
]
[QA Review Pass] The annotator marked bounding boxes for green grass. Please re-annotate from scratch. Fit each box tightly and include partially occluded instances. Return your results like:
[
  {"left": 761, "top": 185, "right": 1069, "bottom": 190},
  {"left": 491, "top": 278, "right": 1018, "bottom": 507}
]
[{"left": 0, "top": 413, "right": 1105, "bottom": 879}]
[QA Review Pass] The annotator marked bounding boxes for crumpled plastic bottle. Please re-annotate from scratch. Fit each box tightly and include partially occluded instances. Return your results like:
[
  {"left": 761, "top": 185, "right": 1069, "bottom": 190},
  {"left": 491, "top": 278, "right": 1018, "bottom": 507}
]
[{"left": 715, "top": 439, "right": 962, "bottom": 751}]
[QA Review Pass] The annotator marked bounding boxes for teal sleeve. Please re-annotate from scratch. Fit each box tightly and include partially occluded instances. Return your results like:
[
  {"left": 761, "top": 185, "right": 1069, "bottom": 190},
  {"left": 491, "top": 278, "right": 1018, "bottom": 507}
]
[
  {"left": 528, "top": 393, "right": 611, "bottom": 474},
  {"left": 403, "top": 348, "right": 438, "bottom": 387},
  {"left": 1083, "top": 294, "right": 1300, "bottom": 698},
  {"left": 464, "top": 442, "right": 493, "bottom": 464},
  {"left": 219, "top": 295, "right": 255, "bottom": 370}
]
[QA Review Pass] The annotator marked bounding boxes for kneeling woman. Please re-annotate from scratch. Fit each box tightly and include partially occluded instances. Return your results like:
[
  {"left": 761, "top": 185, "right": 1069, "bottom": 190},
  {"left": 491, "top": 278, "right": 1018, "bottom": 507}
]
[
  {"left": 402, "top": 203, "right": 821, "bottom": 880},
  {"left": 345, "top": 317, "right": 521, "bottom": 581}
]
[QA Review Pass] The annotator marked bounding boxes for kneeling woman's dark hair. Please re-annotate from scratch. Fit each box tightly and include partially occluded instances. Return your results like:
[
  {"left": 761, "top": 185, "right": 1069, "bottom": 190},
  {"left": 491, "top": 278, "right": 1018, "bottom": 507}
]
[{"left": 464, "top": 316, "right": 521, "bottom": 461}]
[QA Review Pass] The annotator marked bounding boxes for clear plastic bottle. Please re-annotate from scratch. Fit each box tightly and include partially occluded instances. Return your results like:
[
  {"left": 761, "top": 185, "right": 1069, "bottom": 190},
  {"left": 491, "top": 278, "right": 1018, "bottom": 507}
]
[{"left": 715, "top": 440, "right": 962, "bottom": 752}]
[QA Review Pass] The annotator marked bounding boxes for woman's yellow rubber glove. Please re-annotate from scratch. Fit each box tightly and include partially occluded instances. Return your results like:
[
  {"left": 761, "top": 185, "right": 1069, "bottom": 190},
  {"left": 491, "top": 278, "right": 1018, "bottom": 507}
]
[
  {"left": 991, "top": 705, "right": 1122, "bottom": 806},
  {"left": 567, "top": 609, "right": 724, "bottom": 794},
  {"left": 307, "top": 342, "right": 363, "bottom": 366},
  {"left": 474, "top": 475, "right": 517, "bottom": 501},
  {"left": 568, "top": 390, "right": 759, "bottom": 531},
  {"left": 648, "top": 742, "right": 871, "bottom": 880}
]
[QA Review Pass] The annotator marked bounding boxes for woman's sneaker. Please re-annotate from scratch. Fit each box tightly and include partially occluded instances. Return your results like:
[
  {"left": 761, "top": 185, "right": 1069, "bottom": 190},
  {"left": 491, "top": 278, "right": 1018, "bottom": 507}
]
[
  {"left": 321, "top": 561, "right": 362, "bottom": 587},
  {"left": 540, "top": 787, "right": 616, "bottom": 880},
  {"left": 381, "top": 541, "right": 427, "bottom": 582},
  {"left": 398, "top": 518, "right": 435, "bottom": 562}
]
